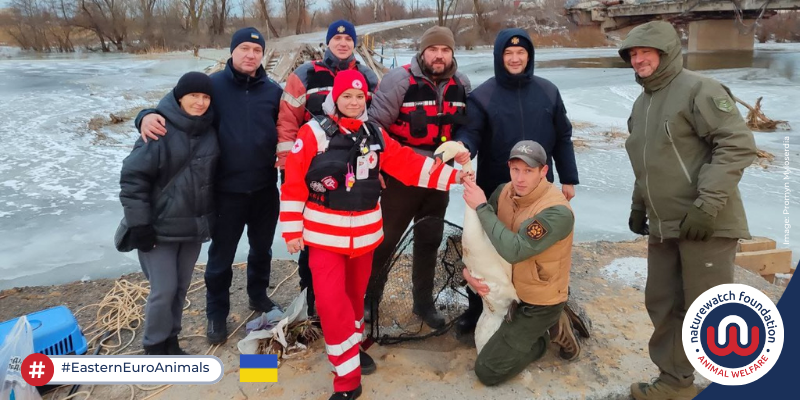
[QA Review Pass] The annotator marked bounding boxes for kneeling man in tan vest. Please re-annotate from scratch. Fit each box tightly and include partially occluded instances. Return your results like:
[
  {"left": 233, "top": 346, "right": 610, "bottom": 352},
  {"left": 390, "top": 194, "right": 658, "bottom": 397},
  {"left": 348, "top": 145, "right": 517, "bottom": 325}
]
[{"left": 462, "top": 140, "right": 581, "bottom": 386}]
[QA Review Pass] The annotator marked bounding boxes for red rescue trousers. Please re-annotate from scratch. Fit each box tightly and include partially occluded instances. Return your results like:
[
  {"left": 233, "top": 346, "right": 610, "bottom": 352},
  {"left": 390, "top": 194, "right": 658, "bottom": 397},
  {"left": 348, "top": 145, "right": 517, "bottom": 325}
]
[{"left": 309, "top": 246, "right": 372, "bottom": 392}]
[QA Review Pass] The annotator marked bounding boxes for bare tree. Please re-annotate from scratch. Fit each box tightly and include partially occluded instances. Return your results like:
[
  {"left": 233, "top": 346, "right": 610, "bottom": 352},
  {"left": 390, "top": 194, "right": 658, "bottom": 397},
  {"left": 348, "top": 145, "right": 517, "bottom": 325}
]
[
  {"left": 47, "top": 0, "right": 77, "bottom": 51},
  {"left": 3, "top": 0, "right": 438, "bottom": 52},
  {"left": 137, "top": 0, "right": 159, "bottom": 47},
  {"left": 282, "top": 0, "right": 294, "bottom": 27},
  {"left": 6, "top": 0, "right": 49, "bottom": 51},
  {"left": 409, "top": 0, "right": 422, "bottom": 18},
  {"left": 364, "top": 0, "right": 382, "bottom": 22},
  {"left": 255, "top": 0, "right": 280, "bottom": 38},
  {"left": 472, "top": 0, "right": 489, "bottom": 34},
  {"left": 382, "top": 0, "right": 407, "bottom": 22},
  {"left": 76, "top": 0, "right": 130, "bottom": 51},
  {"left": 294, "top": 0, "right": 306, "bottom": 34},
  {"left": 436, "top": 0, "right": 460, "bottom": 27},
  {"left": 208, "top": 0, "right": 229, "bottom": 36},
  {"left": 182, "top": 0, "right": 207, "bottom": 32},
  {"left": 332, "top": 0, "right": 357, "bottom": 23}
]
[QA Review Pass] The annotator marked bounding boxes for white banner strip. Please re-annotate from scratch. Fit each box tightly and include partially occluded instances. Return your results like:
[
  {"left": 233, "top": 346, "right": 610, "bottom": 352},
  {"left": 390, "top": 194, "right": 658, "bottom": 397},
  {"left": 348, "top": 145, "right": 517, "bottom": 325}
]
[{"left": 48, "top": 355, "right": 224, "bottom": 384}]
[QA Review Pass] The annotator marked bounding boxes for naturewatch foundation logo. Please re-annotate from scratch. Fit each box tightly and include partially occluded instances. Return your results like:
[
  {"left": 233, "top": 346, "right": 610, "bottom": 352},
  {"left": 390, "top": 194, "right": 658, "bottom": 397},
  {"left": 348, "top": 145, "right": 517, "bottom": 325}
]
[{"left": 683, "top": 283, "right": 784, "bottom": 385}]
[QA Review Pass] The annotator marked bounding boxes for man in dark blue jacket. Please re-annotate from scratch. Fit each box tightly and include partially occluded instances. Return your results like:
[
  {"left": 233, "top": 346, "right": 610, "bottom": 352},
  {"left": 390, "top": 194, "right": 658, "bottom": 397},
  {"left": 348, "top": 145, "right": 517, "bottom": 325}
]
[
  {"left": 453, "top": 28, "right": 579, "bottom": 338},
  {"left": 135, "top": 27, "right": 283, "bottom": 344}
]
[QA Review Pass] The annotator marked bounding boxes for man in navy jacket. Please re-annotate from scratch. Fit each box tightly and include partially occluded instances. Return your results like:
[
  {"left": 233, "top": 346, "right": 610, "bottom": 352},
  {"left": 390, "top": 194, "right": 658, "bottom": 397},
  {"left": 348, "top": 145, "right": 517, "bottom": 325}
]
[
  {"left": 453, "top": 28, "right": 579, "bottom": 338},
  {"left": 135, "top": 27, "right": 283, "bottom": 344}
]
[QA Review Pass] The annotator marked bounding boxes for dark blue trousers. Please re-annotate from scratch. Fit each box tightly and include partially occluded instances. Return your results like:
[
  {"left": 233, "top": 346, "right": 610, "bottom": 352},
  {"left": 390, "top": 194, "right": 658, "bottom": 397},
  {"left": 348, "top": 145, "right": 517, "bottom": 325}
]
[{"left": 204, "top": 186, "right": 279, "bottom": 321}]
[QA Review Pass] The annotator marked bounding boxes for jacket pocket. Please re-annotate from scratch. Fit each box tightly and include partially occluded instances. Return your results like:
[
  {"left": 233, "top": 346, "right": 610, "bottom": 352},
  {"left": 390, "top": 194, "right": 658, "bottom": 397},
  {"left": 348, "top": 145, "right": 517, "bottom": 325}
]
[
  {"left": 533, "top": 260, "right": 558, "bottom": 283},
  {"left": 664, "top": 120, "right": 692, "bottom": 185}
]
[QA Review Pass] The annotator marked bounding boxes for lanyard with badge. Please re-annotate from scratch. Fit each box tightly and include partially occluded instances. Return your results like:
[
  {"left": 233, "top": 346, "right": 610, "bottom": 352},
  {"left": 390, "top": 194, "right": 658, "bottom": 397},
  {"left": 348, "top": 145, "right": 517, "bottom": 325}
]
[{"left": 343, "top": 125, "right": 378, "bottom": 192}]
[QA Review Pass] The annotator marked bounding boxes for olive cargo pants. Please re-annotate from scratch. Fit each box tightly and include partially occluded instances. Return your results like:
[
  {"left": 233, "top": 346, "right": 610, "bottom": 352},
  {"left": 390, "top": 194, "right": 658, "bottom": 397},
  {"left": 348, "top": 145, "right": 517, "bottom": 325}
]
[
  {"left": 474, "top": 302, "right": 564, "bottom": 386},
  {"left": 645, "top": 236, "right": 737, "bottom": 388}
]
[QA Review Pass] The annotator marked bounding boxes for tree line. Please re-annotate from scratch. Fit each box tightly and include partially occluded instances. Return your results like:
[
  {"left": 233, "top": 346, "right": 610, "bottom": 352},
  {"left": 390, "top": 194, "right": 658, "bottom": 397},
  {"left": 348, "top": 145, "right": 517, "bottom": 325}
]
[{"left": 0, "top": 0, "right": 449, "bottom": 53}]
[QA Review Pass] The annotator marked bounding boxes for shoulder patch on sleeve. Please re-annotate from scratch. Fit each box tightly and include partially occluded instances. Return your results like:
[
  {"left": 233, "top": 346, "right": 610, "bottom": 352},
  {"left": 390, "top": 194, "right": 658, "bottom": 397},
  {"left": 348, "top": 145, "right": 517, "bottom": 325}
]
[
  {"left": 713, "top": 96, "right": 734, "bottom": 113},
  {"left": 526, "top": 220, "right": 548, "bottom": 240},
  {"left": 291, "top": 138, "right": 304, "bottom": 153}
]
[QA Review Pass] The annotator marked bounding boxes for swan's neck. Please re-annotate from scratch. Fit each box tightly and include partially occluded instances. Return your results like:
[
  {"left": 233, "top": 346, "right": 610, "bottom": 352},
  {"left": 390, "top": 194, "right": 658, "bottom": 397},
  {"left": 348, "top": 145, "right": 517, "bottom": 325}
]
[
  {"left": 463, "top": 204, "right": 483, "bottom": 240},
  {"left": 461, "top": 160, "right": 473, "bottom": 174}
]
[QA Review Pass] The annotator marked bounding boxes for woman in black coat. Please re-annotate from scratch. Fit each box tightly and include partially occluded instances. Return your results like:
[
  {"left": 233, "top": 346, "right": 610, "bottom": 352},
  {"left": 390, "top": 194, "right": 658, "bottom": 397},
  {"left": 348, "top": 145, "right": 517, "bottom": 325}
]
[{"left": 119, "top": 72, "right": 219, "bottom": 355}]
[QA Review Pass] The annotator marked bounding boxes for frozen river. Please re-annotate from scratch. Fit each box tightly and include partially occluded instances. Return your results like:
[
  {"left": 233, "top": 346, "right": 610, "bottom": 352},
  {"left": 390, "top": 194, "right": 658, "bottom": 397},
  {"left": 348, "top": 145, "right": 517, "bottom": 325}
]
[{"left": 0, "top": 43, "right": 798, "bottom": 289}]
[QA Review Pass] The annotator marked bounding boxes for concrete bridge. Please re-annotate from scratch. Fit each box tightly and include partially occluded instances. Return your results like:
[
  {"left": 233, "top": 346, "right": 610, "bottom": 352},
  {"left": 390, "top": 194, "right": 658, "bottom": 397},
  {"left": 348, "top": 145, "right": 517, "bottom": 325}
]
[{"left": 565, "top": 0, "right": 800, "bottom": 51}]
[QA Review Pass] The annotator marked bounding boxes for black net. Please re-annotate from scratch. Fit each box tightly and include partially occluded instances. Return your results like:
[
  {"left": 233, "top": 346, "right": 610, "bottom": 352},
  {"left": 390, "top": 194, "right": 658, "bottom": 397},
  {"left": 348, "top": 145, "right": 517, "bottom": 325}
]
[{"left": 367, "top": 217, "right": 469, "bottom": 345}]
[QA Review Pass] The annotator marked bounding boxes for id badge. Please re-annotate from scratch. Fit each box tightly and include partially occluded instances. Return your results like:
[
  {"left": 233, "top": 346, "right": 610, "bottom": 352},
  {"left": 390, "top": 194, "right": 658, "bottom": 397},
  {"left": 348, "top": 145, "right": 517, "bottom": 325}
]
[{"left": 356, "top": 155, "right": 370, "bottom": 180}]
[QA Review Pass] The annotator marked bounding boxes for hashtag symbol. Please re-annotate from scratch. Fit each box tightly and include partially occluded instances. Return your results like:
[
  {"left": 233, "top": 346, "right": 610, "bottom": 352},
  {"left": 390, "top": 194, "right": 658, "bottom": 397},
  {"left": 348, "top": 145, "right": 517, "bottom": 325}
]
[
  {"left": 29, "top": 361, "right": 45, "bottom": 379},
  {"left": 62, "top": 363, "right": 70, "bottom": 372}
]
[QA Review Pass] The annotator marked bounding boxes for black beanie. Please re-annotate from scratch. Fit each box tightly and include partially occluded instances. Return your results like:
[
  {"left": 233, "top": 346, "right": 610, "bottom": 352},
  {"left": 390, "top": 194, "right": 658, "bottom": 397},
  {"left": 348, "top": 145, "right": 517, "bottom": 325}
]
[
  {"left": 173, "top": 72, "right": 213, "bottom": 101},
  {"left": 504, "top": 34, "right": 533, "bottom": 56},
  {"left": 230, "top": 27, "right": 266, "bottom": 53}
]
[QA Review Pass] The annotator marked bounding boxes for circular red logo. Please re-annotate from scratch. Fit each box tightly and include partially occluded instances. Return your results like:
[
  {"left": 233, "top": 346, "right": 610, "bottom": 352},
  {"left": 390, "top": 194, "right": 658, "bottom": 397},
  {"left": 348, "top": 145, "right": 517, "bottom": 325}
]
[{"left": 21, "top": 353, "right": 54, "bottom": 386}]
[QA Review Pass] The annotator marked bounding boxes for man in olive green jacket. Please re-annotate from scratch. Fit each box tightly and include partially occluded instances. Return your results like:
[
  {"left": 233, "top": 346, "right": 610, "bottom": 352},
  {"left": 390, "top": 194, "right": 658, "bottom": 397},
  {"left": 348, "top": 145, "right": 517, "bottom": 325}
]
[
  {"left": 462, "top": 140, "right": 581, "bottom": 386},
  {"left": 619, "top": 21, "right": 757, "bottom": 400}
]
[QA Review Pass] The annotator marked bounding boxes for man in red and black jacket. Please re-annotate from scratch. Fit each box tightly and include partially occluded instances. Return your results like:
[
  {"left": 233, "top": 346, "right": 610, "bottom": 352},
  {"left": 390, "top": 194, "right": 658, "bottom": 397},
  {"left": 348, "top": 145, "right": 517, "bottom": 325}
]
[{"left": 366, "top": 26, "right": 471, "bottom": 329}]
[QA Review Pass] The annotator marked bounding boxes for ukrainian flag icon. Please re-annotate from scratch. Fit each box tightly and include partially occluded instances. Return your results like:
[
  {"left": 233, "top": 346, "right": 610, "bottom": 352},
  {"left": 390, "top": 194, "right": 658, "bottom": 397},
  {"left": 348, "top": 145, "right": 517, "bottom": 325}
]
[{"left": 239, "top": 354, "right": 278, "bottom": 382}]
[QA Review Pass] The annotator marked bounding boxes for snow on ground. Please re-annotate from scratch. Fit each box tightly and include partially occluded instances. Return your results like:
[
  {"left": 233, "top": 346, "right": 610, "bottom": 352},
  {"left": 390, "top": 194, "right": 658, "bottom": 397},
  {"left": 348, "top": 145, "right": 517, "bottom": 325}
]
[
  {"left": 1, "top": 43, "right": 798, "bottom": 289},
  {"left": 601, "top": 257, "right": 648, "bottom": 290}
]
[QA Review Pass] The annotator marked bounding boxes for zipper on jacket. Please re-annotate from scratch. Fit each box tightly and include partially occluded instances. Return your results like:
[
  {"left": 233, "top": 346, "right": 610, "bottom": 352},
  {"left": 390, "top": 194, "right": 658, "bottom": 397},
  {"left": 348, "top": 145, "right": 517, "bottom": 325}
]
[
  {"left": 421, "top": 76, "right": 447, "bottom": 140},
  {"left": 517, "top": 82, "right": 525, "bottom": 135},
  {"left": 642, "top": 95, "right": 664, "bottom": 242},
  {"left": 246, "top": 76, "right": 251, "bottom": 154},
  {"left": 437, "top": 79, "right": 446, "bottom": 137},
  {"left": 664, "top": 121, "right": 693, "bottom": 184}
]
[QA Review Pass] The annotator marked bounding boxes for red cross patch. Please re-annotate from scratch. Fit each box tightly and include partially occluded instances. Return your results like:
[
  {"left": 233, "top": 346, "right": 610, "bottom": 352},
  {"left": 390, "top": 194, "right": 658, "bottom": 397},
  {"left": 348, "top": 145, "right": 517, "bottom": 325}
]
[
  {"left": 367, "top": 151, "right": 378, "bottom": 168},
  {"left": 291, "top": 139, "right": 303, "bottom": 153}
]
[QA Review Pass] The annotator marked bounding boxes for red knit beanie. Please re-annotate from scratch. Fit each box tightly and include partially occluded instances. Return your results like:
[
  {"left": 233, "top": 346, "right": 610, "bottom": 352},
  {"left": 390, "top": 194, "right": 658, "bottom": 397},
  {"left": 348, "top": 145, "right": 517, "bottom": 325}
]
[{"left": 331, "top": 70, "right": 368, "bottom": 103}]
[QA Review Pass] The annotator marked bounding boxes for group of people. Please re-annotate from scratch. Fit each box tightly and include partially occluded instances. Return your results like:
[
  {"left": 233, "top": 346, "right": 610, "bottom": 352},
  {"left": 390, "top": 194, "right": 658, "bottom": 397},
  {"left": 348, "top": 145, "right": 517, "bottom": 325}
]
[{"left": 118, "top": 18, "right": 756, "bottom": 400}]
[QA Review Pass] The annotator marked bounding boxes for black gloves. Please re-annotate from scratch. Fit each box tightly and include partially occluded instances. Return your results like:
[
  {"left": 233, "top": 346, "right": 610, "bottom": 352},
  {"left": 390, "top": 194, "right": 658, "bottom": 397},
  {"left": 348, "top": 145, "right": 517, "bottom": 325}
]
[
  {"left": 680, "top": 206, "right": 715, "bottom": 242},
  {"left": 628, "top": 209, "right": 649, "bottom": 236},
  {"left": 130, "top": 225, "right": 157, "bottom": 252}
]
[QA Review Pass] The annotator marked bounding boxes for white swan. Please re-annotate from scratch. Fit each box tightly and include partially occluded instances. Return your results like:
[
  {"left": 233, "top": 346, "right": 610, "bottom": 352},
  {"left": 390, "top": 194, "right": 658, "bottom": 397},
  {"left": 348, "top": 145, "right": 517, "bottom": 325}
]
[{"left": 434, "top": 141, "right": 519, "bottom": 354}]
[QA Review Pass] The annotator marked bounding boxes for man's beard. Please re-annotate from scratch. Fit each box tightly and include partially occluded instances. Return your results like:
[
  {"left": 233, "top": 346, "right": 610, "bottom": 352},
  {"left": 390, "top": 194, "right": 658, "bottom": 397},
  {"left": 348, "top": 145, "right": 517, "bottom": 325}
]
[{"left": 422, "top": 59, "right": 452, "bottom": 79}]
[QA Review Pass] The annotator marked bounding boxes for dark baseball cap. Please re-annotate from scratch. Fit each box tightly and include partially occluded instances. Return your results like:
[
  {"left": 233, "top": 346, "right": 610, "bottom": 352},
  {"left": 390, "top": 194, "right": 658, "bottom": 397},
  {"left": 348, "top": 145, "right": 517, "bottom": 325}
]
[{"left": 508, "top": 140, "right": 547, "bottom": 168}]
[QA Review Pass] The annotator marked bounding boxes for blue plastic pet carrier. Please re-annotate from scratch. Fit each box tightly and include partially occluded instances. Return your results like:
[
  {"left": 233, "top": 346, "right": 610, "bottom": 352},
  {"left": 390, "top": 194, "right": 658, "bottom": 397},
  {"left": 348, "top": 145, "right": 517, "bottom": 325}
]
[{"left": 0, "top": 306, "right": 88, "bottom": 356}]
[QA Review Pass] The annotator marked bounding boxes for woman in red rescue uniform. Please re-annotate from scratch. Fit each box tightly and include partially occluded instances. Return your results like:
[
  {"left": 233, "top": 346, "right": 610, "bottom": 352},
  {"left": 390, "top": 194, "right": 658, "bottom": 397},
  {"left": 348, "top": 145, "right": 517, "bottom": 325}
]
[{"left": 280, "top": 70, "right": 469, "bottom": 400}]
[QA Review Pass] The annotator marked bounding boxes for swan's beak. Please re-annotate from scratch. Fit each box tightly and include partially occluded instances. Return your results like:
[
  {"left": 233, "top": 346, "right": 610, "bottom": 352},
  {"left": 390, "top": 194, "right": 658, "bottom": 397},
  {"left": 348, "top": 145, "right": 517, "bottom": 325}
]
[{"left": 431, "top": 152, "right": 445, "bottom": 170}]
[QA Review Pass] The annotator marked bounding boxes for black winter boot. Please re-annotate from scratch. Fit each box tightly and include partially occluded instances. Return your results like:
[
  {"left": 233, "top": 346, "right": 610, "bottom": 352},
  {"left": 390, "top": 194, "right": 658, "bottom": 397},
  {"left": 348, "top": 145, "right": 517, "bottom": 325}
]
[
  {"left": 143, "top": 341, "right": 166, "bottom": 355},
  {"left": 360, "top": 350, "right": 376, "bottom": 375},
  {"left": 329, "top": 385, "right": 362, "bottom": 400},
  {"left": 165, "top": 336, "right": 189, "bottom": 355},
  {"left": 454, "top": 290, "right": 483, "bottom": 340},
  {"left": 412, "top": 303, "right": 445, "bottom": 330},
  {"left": 206, "top": 318, "right": 227, "bottom": 344}
]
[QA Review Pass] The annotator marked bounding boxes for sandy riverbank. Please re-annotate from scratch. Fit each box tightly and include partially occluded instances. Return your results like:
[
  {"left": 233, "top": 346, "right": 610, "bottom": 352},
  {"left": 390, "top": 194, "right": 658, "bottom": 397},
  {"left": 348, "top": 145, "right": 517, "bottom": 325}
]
[{"left": 0, "top": 239, "right": 785, "bottom": 400}]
